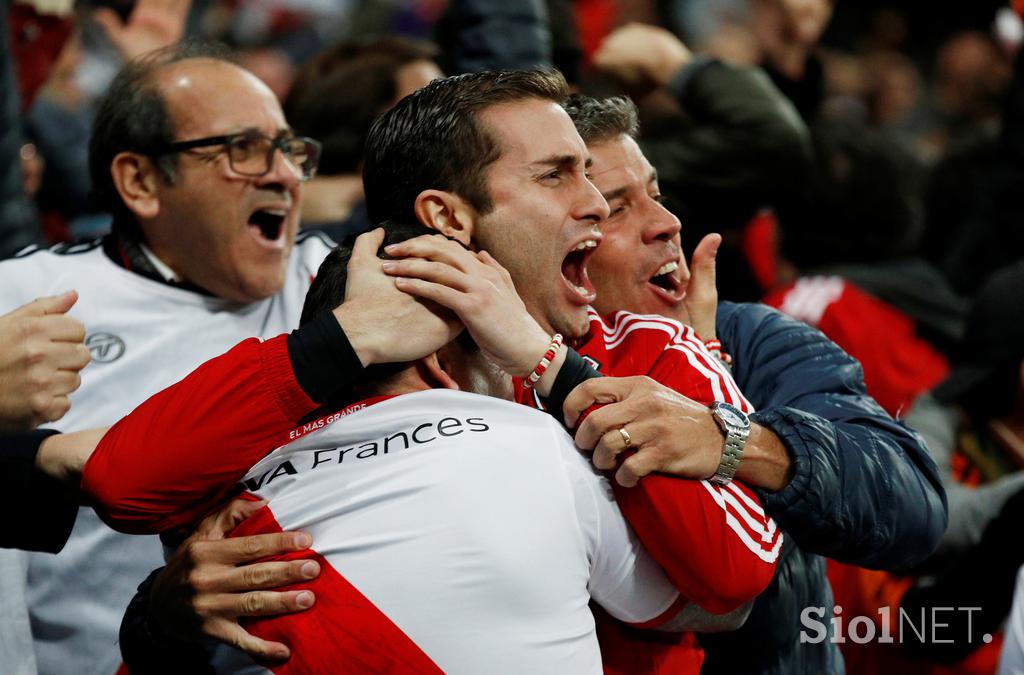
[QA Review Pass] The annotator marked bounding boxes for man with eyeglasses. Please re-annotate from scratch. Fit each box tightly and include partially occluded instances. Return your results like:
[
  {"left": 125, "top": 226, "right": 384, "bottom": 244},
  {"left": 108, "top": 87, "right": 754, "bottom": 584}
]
[{"left": 0, "top": 40, "right": 447, "bottom": 675}]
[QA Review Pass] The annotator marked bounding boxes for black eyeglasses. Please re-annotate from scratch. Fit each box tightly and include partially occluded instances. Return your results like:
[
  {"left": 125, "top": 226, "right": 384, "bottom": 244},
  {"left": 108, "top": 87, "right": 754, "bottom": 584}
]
[{"left": 152, "top": 131, "right": 322, "bottom": 181}]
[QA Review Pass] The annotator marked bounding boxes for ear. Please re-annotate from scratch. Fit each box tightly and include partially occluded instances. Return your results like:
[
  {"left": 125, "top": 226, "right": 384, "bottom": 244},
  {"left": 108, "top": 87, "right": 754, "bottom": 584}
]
[
  {"left": 110, "top": 152, "right": 164, "bottom": 220},
  {"left": 416, "top": 352, "right": 460, "bottom": 391},
  {"left": 413, "top": 190, "right": 476, "bottom": 246}
]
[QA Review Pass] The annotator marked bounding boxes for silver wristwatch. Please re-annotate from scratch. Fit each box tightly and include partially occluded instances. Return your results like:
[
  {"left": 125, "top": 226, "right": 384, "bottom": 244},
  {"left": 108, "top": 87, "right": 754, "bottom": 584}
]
[{"left": 708, "top": 401, "right": 750, "bottom": 486}]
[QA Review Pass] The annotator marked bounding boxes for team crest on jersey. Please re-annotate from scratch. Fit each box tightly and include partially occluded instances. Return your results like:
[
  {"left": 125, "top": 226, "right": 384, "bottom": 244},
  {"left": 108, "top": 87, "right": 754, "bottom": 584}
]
[{"left": 86, "top": 333, "right": 126, "bottom": 363}]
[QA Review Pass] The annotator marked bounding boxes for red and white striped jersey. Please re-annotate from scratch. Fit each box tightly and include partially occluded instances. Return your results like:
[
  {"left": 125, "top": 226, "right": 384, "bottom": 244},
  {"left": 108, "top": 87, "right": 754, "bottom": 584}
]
[
  {"left": 208, "top": 390, "right": 682, "bottom": 675},
  {"left": 516, "top": 309, "right": 780, "bottom": 617}
]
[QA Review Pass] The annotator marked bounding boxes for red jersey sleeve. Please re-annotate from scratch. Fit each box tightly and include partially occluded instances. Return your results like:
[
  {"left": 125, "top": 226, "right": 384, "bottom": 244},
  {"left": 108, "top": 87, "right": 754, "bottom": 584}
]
[
  {"left": 82, "top": 335, "right": 316, "bottom": 534},
  {"left": 571, "top": 310, "right": 780, "bottom": 613}
]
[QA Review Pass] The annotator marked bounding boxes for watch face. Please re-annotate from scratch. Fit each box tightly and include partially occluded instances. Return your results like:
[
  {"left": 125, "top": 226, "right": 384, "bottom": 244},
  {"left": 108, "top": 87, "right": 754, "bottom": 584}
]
[{"left": 716, "top": 402, "right": 748, "bottom": 427}]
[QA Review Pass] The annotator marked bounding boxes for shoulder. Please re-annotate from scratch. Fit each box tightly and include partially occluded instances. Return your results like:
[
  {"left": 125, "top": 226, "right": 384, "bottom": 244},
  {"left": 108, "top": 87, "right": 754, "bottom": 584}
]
[{"left": 4, "top": 237, "right": 105, "bottom": 266}]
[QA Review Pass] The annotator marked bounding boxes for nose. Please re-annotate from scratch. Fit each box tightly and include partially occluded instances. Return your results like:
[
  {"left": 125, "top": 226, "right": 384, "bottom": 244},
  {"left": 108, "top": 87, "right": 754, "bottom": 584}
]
[
  {"left": 574, "top": 173, "right": 610, "bottom": 224},
  {"left": 641, "top": 198, "right": 681, "bottom": 244},
  {"left": 257, "top": 145, "right": 302, "bottom": 191}
]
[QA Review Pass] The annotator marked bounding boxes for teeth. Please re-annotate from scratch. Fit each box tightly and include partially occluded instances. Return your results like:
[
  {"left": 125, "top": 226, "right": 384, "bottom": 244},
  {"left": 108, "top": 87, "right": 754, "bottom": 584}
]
[
  {"left": 573, "top": 283, "right": 589, "bottom": 296},
  {"left": 656, "top": 261, "right": 678, "bottom": 276},
  {"left": 574, "top": 239, "right": 598, "bottom": 251}
]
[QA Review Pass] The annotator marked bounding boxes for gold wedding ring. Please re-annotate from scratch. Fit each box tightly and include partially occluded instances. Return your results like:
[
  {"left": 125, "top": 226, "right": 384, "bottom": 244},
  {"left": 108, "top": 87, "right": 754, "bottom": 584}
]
[{"left": 618, "top": 427, "right": 632, "bottom": 448}]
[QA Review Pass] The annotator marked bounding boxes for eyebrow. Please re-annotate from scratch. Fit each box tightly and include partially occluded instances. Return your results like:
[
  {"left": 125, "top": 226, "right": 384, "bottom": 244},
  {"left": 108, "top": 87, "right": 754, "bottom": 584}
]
[
  {"left": 601, "top": 170, "right": 660, "bottom": 203},
  {"left": 530, "top": 154, "right": 585, "bottom": 171}
]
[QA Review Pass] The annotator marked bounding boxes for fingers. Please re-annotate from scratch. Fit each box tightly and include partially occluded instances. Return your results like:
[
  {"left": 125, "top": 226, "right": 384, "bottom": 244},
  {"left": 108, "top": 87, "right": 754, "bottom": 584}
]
[
  {"left": 685, "top": 233, "right": 721, "bottom": 340},
  {"left": 11, "top": 291, "right": 79, "bottom": 318},
  {"left": 201, "top": 558, "right": 321, "bottom": 594},
  {"left": 52, "top": 341, "right": 92, "bottom": 371},
  {"left": 198, "top": 530, "right": 314, "bottom": 566},
  {"left": 209, "top": 619, "right": 292, "bottom": 663},
  {"left": 391, "top": 277, "right": 467, "bottom": 315},
  {"left": 42, "top": 314, "right": 88, "bottom": 344},
  {"left": 563, "top": 376, "right": 643, "bottom": 429},
  {"left": 382, "top": 258, "right": 473, "bottom": 294},
  {"left": 385, "top": 235, "right": 476, "bottom": 273},
  {"left": 351, "top": 227, "right": 385, "bottom": 261},
  {"left": 198, "top": 588, "right": 315, "bottom": 620},
  {"left": 574, "top": 395, "right": 639, "bottom": 451},
  {"left": 592, "top": 424, "right": 640, "bottom": 470},
  {"left": 616, "top": 452, "right": 659, "bottom": 488}
]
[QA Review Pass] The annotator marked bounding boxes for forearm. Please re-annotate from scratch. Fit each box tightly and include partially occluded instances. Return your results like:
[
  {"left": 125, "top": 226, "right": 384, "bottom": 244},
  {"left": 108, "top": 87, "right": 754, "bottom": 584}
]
[
  {"left": 612, "top": 475, "right": 781, "bottom": 614},
  {"left": 735, "top": 423, "right": 793, "bottom": 492}
]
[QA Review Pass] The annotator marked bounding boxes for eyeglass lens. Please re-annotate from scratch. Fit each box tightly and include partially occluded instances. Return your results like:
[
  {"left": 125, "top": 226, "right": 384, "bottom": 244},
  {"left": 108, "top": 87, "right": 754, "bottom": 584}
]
[{"left": 226, "top": 135, "right": 318, "bottom": 180}]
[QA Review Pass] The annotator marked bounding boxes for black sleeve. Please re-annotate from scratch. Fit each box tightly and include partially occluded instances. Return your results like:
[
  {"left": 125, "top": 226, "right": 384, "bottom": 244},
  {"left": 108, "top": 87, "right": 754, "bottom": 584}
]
[
  {"left": 0, "top": 428, "right": 78, "bottom": 553},
  {"left": 286, "top": 309, "right": 365, "bottom": 404},
  {"left": 119, "top": 567, "right": 217, "bottom": 675},
  {"left": 537, "top": 347, "right": 602, "bottom": 429}
]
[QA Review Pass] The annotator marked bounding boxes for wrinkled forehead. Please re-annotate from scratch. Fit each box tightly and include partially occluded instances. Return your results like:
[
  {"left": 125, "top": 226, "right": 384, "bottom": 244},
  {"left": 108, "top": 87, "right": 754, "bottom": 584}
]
[
  {"left": 155, "top": 58, "right": 288, "bottom": 137},
  {"left": 587, "top": 135, "right": 655, "bottom": 191}
]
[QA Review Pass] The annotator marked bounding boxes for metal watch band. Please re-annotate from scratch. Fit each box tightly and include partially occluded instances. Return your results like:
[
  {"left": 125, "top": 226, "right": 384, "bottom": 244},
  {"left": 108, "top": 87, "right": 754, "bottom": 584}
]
[{"left": 709, "top": 402, "right": 750, "bottom": 486}]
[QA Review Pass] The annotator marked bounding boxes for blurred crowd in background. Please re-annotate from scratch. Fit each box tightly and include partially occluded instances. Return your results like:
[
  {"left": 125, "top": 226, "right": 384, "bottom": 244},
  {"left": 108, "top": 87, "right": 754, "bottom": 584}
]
[{"left": 5, "top": 1, "right": 1024, "bottom": 673}]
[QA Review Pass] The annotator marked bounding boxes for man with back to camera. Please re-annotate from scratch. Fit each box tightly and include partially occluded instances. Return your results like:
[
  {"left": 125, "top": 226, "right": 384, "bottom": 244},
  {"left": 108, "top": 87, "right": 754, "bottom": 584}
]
[{"left": 142, "top": 225, "right": 699, "bottom": 673}]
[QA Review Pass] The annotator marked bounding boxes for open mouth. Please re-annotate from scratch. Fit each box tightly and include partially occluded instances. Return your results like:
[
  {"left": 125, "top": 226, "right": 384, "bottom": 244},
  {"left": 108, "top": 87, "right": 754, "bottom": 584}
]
[
  {"left": 647, "top": 260, "right": 686, "bottom": 303},
  {"left": 248, "top": 208, "right": 287, "bottom": 243},
  {"left": 561, "top": 238, "right": 599, "bottom": 304}
]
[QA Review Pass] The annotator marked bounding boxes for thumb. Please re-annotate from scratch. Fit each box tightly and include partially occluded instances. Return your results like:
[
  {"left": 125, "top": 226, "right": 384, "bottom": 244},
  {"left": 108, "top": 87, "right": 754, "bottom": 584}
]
[
  {"left": 685, "top": 233, "right": 720, "bottom": 340},
  {"left": 197, "top": 498, "right": 268, "bottom": 539},
  {"left": 16, "top": 290, "right": 79, "bottom": 317}
]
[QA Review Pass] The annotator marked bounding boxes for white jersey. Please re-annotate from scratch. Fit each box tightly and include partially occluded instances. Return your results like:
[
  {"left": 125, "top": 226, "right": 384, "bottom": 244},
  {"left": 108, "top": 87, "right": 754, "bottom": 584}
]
[
  {"left": 210, "top": 390, "right": 680, "bottom": 675},
  {"left": 0, "top": 233, "right": 331, "bottom": 675}
]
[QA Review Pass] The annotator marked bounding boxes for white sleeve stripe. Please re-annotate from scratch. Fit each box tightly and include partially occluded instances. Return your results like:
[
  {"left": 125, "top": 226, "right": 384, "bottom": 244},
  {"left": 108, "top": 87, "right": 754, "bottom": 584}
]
[
  {"left": 665, "top": 344, "right": 727, "bottom": 402},
  {"left": 725, "top": 511, "right": 784, "bottom": 564},
  {"left": 720, "top": 489, "right": 777, "bottom": 541},
  {"left": 725, "top": 481, "right": 766, "bottom": 517},
  {"left": 605, "top": 319, "right": 677, "bottom": 350},
  {"left": 699, "top": 480, "right": 781, "bottom": 560},
  {"left": 597, "top": 317, "right": 752, "bottom": 412},
  {"left": 672, "top": 330, "right": 754, "bottom": 411}
]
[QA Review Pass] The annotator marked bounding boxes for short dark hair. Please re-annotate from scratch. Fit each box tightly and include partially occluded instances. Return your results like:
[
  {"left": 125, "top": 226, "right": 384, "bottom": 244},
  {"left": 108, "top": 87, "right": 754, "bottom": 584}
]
[
  {"left": 89, "top": 40, "right": 234, "bottom": 236},
  {"left": 300, "top": 221, "right": 477, "bottom": 401},
  {"left": 284, "top": 37, "right": 438, "bottom": 176},
  {"left": 362, "top": 69, "right": 569, "bottom": 226},
  {"left": 563, "top": 94, "right": 640, "bottom": 144}
]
